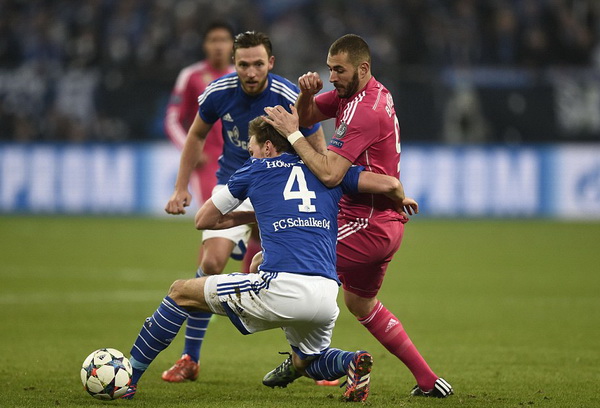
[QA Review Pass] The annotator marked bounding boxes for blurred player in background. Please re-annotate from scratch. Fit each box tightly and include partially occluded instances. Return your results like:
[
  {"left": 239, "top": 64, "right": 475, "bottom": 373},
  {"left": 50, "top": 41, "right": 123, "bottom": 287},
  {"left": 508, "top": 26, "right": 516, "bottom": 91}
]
[
  {"left": 163, "top": 31, "right": 326, "bottom": 384},
  {"left": 165, "top": 21, "right": 234, "bottom": 210},
  {"left": 124, "top": 115, "right": 419, "bottom": 401},
  {"left": 263, "top": 34, "right": 453, "bottom": 398}
]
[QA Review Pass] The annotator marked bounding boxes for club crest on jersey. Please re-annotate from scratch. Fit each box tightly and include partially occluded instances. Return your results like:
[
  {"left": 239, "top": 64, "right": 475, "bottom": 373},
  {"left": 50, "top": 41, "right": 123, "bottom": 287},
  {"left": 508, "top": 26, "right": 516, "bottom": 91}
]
[
  {"left": 335, "top": 121, "right": 347, "bottom": 139},
  {"left": 226, "top": 126, "right": 248, "bottom": 149}
]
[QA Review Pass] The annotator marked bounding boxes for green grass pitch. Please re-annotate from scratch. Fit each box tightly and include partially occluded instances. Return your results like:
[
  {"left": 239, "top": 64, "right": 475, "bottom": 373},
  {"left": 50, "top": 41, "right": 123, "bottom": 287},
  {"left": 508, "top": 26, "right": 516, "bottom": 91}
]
[{"left": 1, "top": 216, "right": 599, "bottom": 407}]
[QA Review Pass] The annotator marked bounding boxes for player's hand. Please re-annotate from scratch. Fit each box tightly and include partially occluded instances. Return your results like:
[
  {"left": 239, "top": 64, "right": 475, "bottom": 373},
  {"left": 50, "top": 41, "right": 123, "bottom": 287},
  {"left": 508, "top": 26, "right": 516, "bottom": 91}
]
[
  {"left": 298, "top": 72, "right": 323, "bottom": 95},
  {"left": 165, "top": 189, "right": 192, "bottom": 215},
  {"left": 263, "top": 104, "right": 300, "bottom": 137},
  {"left": 397, "top": 197, "right": 419, "bottom": 218}
]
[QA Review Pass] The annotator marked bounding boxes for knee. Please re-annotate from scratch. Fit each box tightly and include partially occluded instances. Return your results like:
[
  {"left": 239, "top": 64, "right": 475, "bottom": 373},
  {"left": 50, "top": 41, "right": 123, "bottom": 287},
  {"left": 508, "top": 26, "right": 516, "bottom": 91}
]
[
  {"left": 344, "top": 294, "right": 378, "bottom": 318},
  {"left": 167, "top": 278, "right": 207, "bottom": 312},
  {"left": 200, "top": 254, "right": 226, "bottom": 275},
  {"left": 167, "top": 279, "right": 189, "bottom": 304}
]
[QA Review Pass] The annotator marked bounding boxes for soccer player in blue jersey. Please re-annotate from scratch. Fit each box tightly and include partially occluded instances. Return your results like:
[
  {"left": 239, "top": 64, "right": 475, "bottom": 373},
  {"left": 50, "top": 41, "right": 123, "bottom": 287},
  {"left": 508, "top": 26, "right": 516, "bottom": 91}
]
[
  {"left": 163, "top": 31, "right": 326, "bottom": 382},
  {"left": 123, "top": 116, "right": 418, "bottom": 402}
]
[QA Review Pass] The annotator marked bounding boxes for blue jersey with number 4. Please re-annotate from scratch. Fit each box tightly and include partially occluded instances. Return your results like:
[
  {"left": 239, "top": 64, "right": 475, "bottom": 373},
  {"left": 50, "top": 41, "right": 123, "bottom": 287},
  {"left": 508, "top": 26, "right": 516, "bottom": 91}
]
[
  {"left": 198, "top": 73, "right": 321, "bottom": 184},
  {"left": 224, "top": 153, "right": 363, "bottom": 282}
]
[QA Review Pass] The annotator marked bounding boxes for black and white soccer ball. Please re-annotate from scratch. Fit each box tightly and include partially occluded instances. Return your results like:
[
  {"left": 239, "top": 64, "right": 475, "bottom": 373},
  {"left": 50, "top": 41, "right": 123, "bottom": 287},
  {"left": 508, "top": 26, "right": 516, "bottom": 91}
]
[{"left": 80, "top": 348, "right": 132, "bottom": 400}]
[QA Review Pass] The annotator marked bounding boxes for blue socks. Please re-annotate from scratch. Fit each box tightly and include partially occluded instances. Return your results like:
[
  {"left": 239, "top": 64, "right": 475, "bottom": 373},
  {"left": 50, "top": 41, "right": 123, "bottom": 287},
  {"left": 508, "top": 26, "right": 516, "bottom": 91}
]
[
  {"left": 129, "top": 296, "right": 188, "bottom": 384},
  {"left": 305, "top": 348, "right": 355, "bottom": 381},
  {"left": 182, "top": 267, "right": 212, "bottom": 363}
]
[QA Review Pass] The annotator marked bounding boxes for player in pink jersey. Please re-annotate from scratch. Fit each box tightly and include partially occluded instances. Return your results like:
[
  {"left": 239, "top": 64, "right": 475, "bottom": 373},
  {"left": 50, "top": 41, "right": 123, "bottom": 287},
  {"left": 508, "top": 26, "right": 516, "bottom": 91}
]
[{"left": 263, "top": 34, "right": 453, "bottom": 398}]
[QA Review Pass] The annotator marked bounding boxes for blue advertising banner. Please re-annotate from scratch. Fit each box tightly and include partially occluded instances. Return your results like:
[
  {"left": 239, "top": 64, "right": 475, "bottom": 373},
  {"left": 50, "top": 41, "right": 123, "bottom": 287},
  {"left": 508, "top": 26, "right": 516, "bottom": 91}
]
[{"left": 1, "top": 143, "right": 599, "bottom": 218}]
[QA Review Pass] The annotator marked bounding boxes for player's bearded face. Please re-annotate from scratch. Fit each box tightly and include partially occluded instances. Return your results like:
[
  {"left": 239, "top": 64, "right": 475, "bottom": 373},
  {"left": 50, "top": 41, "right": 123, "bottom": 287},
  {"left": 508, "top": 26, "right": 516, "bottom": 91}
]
[
  {"left": 328, "top": 53, "right": 361, "bottom": 98},
  {"left": 235, "top": 46, "right": 274, "bottom": 96},
  {"left": 335, "top": 70, "right": 360, "bottom": 99}
]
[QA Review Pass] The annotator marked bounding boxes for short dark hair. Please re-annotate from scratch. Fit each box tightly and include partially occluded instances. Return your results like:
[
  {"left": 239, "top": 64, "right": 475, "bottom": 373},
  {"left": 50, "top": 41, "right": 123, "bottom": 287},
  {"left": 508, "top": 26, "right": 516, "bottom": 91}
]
[
  {"left": 329, "top": 34, "right": 371, "bottom": 67},
  {"left": 233, "top": 31, "right": 273, "bottom": 57},
  {"left": 203, "top": 21, "right": 235, "bottom": 41},
  {"left": 248, "top": 116, "right": 294, "bottom": 154}
]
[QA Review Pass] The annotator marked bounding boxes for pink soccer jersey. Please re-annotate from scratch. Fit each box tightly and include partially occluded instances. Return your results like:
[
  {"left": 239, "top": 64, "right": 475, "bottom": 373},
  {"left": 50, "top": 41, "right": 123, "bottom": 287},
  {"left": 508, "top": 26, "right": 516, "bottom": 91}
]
[
  {"left": 316, "top": 77, "right": 402, "bottom": 220},
  {"left": 164, "top": 61, "right": 234, "bottom": 204}
]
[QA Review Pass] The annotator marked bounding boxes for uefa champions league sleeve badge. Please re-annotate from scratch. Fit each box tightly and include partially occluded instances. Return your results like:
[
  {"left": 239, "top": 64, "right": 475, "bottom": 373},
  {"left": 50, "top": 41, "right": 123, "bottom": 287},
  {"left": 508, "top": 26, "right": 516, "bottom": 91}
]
[{"left": 335, "top": 121, "right": 347, "bottom": 139}]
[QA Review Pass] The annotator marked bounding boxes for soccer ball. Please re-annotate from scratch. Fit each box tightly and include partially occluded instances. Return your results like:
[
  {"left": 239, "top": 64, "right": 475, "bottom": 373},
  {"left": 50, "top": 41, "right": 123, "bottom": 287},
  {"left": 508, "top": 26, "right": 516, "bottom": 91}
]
[{"left": 80, "top": 348, "right": 132, "bottom": 400}]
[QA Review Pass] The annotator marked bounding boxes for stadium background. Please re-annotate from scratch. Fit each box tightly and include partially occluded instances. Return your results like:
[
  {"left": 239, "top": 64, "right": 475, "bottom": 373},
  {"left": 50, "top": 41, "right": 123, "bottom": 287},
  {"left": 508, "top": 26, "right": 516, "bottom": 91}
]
[{"left": 1, "top": 0, "right": 599, "bottom": 218}]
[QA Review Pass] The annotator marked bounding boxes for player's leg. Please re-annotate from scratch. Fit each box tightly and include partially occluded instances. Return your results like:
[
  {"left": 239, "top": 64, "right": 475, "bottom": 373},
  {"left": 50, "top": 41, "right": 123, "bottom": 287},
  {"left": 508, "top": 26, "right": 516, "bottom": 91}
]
[
  {"left": 124, "top": 278, "right": 211, "bottom": 398},
  {"left": 296, "top": 349, "right": 373, "bottom": 402},
  {"left": 199, "top": 237, "right": 235, "bottom": 275},
  {"left": 343, "top": 291, "right": 454, "bottom": 398},
  {"left": 260, "top": 276, "right": 371, "bottom": 401},
  {"left": 263, "top": 348, "right": 371, "bottom": 399},
  {"left": 337, "top": 218, "right": 452, "bottom": 398},
  {"left": 163, "top": 189, "right": 252, "bottom": 381},
  {"left": 163, "top": 225, "right": 247, "bottom": 383},
  {"left": 279, "top": 286, "right": 372, "bottom": 403},
  {"left": 349, "top": 290, "right": 452, "bottom": 397},
  {"left": 161, "top": 237, "right": 234, "bottom": 383},
  {"left": 261, "top": 275, "right": 341, "bottom": 388},
  {"left": 343, "top": 290, "right": 440, "bottom": 391}
]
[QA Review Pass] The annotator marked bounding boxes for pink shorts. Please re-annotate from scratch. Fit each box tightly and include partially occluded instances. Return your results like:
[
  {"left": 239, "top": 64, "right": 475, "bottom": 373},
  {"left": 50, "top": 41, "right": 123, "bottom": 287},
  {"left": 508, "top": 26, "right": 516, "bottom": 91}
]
[{"left": 336, "top": 215, "right": 405, "bottom": 298}]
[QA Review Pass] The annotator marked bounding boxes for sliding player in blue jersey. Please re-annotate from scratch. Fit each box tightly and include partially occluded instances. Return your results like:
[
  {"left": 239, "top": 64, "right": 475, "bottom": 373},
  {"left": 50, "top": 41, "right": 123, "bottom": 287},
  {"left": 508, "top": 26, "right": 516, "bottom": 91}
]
[
  {"left": 125, "top": 116, "right": 418, "bottom": 402},
  {"left": 163, "top": 31, "right": 326, "bottom": 383}
]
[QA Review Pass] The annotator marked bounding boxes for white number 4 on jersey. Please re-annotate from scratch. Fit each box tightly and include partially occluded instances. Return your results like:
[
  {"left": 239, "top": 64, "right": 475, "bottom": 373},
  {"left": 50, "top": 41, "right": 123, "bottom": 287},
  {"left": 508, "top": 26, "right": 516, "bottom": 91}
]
[{"left": 283, "top": 167, "right": 316, "bottom": 213}]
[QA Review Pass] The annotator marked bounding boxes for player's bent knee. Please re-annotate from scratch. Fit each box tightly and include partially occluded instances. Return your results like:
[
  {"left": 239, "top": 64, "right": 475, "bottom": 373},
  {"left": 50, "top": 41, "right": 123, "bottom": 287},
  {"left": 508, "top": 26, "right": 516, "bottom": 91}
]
[
  {"left": 200, "top": 256, "right": 227, "bottom": 275},
  {"left": 344, "top": 293, "right": 378, "bottom": 318},
  {"left": 168, "top": 278, "right": 207, "bottom": 311},
  {"left": 167, "top": 279, "right": 188, "bottom": 303}
]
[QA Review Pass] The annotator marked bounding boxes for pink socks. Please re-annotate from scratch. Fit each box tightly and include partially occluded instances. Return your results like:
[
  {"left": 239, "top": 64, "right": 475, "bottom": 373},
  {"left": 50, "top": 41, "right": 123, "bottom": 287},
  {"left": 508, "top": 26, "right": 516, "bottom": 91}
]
[{"left": 359, "top": 301, "right": 438, "bottom": 390}]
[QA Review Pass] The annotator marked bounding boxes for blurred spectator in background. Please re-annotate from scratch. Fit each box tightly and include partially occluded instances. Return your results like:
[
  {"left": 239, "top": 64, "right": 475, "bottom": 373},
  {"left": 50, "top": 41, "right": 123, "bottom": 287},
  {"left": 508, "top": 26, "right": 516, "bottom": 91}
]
[
  {"left": 482, "top": 2, "right": 520, "bottom": 66},
  {"left": 551, "top": 0, "right": 597, "bottom": 65},
  {"left": 0, "top": 0, "right": 598, "bottom": 143}
]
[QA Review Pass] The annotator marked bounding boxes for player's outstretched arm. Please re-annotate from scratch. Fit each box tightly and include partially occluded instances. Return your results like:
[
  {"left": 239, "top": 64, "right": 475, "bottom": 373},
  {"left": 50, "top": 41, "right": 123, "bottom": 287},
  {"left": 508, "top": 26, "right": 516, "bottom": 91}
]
[
  {"left": 194, "top": 199, "right": 256, "bottom": 230},
  {"left": 296, "top": 72, "right": 329, "bottom": 127},
  {"left": 165, "top": 114, "right": 213, "bottom": 215},
  {"left": 263, "top": 105, "right": 351, "bottom": 187},
  {"left": 357, "top": 172, "right": 419, "bottom": 217},
  {"left": 357, "top": 172, "right": 404, "bottom": 200}
]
